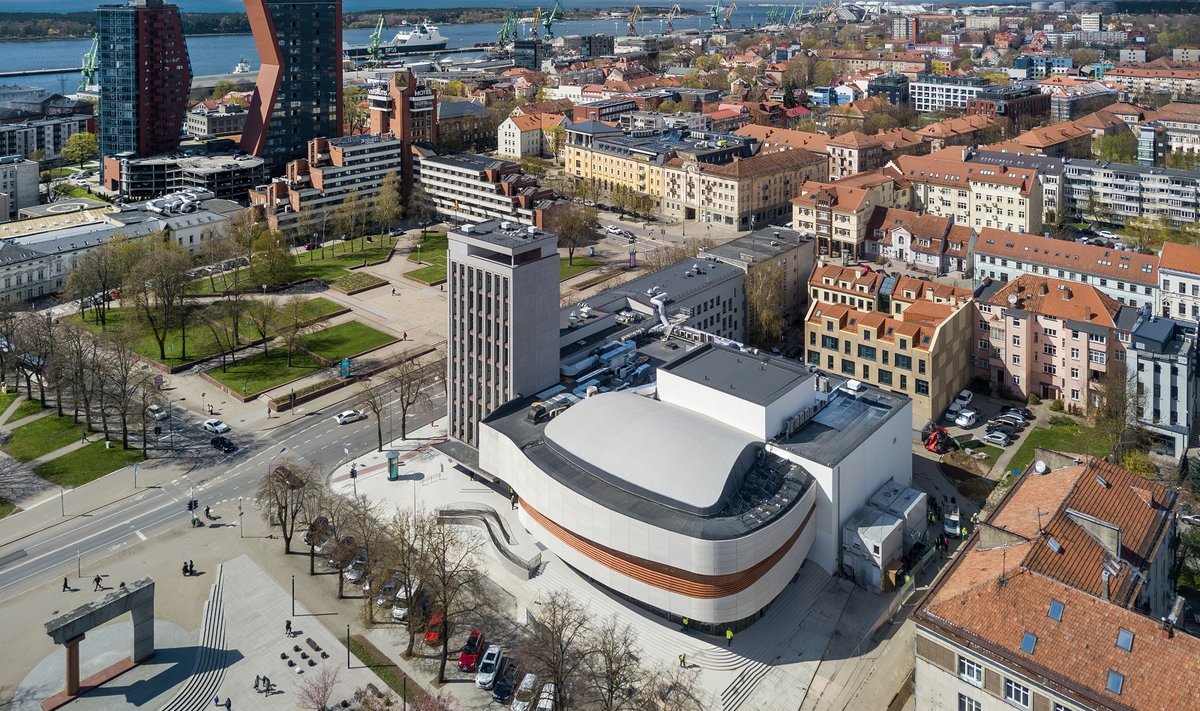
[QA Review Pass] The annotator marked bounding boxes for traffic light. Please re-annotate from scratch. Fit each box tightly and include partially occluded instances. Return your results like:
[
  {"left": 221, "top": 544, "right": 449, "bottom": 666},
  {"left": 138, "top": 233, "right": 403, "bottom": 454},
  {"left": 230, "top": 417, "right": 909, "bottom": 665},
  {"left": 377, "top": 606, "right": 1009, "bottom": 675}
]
[{"left": 187, "top": 499, "right": 198, "bottom": 512}]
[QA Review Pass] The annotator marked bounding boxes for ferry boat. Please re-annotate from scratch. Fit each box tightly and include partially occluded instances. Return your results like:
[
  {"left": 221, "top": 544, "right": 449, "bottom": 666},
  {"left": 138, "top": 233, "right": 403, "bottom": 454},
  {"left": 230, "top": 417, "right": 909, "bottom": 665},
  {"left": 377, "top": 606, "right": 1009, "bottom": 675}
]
[
  {"left": 232, "top": 58, "right": 251, "bottom": 74},
  {"left": 343, "top": 22, "right": 449, "bottom": 60}
]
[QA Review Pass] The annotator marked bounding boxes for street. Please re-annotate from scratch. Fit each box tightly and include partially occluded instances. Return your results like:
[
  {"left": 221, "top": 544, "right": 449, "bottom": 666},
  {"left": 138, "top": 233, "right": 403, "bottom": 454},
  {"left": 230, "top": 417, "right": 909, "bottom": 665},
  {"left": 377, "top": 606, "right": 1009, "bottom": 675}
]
[{"left": 0, "top": 383, "right": 447, "bottom": 601}]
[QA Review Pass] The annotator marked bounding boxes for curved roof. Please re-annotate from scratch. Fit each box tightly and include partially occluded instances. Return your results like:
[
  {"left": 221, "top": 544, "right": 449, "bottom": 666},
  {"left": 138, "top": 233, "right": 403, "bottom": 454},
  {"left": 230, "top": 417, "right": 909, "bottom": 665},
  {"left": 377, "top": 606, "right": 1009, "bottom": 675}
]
[{"left": 543, "top": 391, "right": 759, "bottom": 517}]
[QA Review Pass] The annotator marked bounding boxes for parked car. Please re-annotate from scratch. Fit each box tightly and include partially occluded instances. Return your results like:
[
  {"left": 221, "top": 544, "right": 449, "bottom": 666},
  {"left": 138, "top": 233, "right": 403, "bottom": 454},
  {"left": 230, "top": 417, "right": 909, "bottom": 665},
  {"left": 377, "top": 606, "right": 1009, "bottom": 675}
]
[
  {"left": 458, "top": 629, "right": 487, "bottom": 672},
  {"left": 1098, "top": 230, "right": 1118, "bottom": 240},
  {"left": 334, "top": 409, "right": 366, "bottom": 425},
  {"left": 475, "top": 645, "right": 504, "bottom": 689},
  {"left": 374, "top": 575, "right": 400, "bottom": 607},
  {"left": 424, "top": 612, "right": 445, "bottom": 645},
  {"left": 984, "top": 431, "right": 1012, "bottom": 447},
  {"left": 492, "top": 658, "right": 520, "bottom": 703},
  {"left": 953, "top": 389, "right": 974, "bottom": 408},
  {"left": 954, "top": 408, "right": 979, "bottom": 428},
  {"left": 511, "top": 673, "right": 540, "bottom": 711},
  {"left": 146, "top": 404, "right": 169, "bottom": 421},
  {"left": 604, "top": 224, "right": 622, "bottom": 235},
  {"left": 392, "top": 597, "right": 411, "bottom": 621},
  {"left": 202, "top": 418, "right": 230, "bottom": 434},
  {"left": 943, "top": 403, "right": 963, "bottom": 423},
  {"left": 304, "top": 516, "right": 330, "bottom": 546},
  {"left": 1180, "top": 513, "right": 1200, "bottom": 526},
  {"left": 991, "top": 414, "right": 1026, "bottom": 430},
  {"left": 1000, "top": 406, "right": 1034, "bottom": 420},
  {"left": 210, "top": 436, "right": 237, "bottom": 453},
  {"left": 985, "top": 423, "right": 1016, "bottom": 439},
  {"left": 536, "top": 682, "right": 557, "bottom": 711}
]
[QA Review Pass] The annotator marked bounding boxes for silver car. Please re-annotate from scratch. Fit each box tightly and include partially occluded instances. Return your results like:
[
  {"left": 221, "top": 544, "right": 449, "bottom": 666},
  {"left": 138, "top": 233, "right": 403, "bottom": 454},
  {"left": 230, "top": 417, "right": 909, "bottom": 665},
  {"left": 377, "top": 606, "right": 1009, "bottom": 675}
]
[{"left": 475, "top": 645, "right": 504, "bottom": 689}]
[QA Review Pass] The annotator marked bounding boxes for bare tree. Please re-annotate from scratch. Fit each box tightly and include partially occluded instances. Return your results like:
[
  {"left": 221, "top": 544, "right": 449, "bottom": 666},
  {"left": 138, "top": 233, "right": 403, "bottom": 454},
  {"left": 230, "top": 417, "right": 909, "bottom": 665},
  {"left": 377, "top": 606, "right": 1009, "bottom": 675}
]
[
  {"left": 278, "top": 295, "right": 317, "bottom": 367},
  {"left": 423, "top": 520, "right": 482, "bottom": 683},
  {"left": 13, "top": 313, "right": 55, "bottom": 408},
  {"left": 580, "top": 616, "right": 649, "bottom": 711},
  {"left": 57, "top": 322, "right": 99, "bottom": 428},
  {"left": 199, "top": 301, "right": 240, "bottom": 372},
  {"left": 0, "top": 306, "right": 18, "bottom": 388},
  {"left": 102, "top": 330, "right": 155, "bottom": 449},
  {"left": 644, "top": 663, "right": 712, "bottom": 711},
  {"left": 383, "top": 508, "right": 431, "bottom": 657},
  {"left": 340, "top": 494, "right": 387, "bottom": 602},
  {"left": 375, "top": 171, "right": 403, "bottom": 237},
  {"left": 125, "top": 241, "right": 192, "bottom": 361},
  {"left": 745, "top": 260, "right": 786, "bottom": 346},
  {"left": 66, "top": 236, "right": 131, "bottom": 330},
  {"left": 520, "top": 589, "right": 594, "bottom": 710},
  {"left": 296, "top": 662, "right": 342, "bottom": 711},
  {"left": 245, "top": 296, "right": 280, "bottom": 356},
  {"left": 303, "top": 487, "right": 350, "bottom": 576},
  {"left": 641, "top": 238, "right": 715, "bottom": 274},
  {"left": 355, "top": 377, "right": 390, "bottom": 452},
  {"left": 388, "top": 352, "right": 440, "bottom": 441},
  {"left": 257, "top": 457, "right": 317, "bottom": 553},
  {"left": 551, "top": 205, "right": 601, "bottom": 265},
  {"left": 196, "top": 228, "right": 234, "bottom": 293}
]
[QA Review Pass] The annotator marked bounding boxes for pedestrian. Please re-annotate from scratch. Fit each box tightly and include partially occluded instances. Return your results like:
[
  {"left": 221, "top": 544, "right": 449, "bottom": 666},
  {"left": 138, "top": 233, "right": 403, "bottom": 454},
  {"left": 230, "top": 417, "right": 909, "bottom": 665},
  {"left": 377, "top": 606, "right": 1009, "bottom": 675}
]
[
  {"left": 263, "top": 676, "right": 270, "bottom": 692},
  {"left": 726, "top": 628, "right": 733, "bottom": 647},
  {"left": 391, "top": 287, "right": 396, "bottom": 296},
  {"left": 93, "top": 575, "right": 102, "bottom": 591},
  {"left": 63, "top": 577, "right": 70, "bottom": 592},
  {"left": 402, "top": 331, "right": 407, "bottom": 341},
  {"left": 225, "top": 699, "right": 230, "bottom": 710},
  {"left": 971, "top": 512, "right": 980, "bottom": 525},
  {"left": 204, "top": 506, "right": 210, "bottom": 519},
  {"left": 254, "top": 675, "right": 260, "bottom": 692},
  {"left": 81, "top": 431, "right": 87, "bottom": 443},
  {"left": 961, "top": 525, "right": 968, "bottom": 539},
  {"left": 678, "top": 653, "right": 686, "bottom": 668},
  {"left": 188, "top": 560, "right": 195, "bottom": 575},
  {"left": 680, "top": 616, "right": 689, "bottom": 632},
  {"left": 183, "top": 562, "right": 189, "bottom": 577},
  {"left": 285, "top": 619, "right": 292, "bottom": 637}
]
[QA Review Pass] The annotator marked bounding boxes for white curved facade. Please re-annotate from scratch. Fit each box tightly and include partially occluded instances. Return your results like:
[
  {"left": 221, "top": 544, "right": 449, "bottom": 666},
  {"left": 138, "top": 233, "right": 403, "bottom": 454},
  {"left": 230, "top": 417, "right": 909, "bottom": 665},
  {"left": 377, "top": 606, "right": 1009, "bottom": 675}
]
[{"left": 478, "top": 422, "right": 819, "bottom": 626}]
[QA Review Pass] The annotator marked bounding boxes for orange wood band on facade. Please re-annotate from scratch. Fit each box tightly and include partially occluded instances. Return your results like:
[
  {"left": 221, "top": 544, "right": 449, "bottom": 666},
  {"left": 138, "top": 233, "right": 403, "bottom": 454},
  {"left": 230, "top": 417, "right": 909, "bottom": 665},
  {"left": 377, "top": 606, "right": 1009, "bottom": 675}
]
[{"left": 521, "top": 498, "right": 816, "bottom": 599}]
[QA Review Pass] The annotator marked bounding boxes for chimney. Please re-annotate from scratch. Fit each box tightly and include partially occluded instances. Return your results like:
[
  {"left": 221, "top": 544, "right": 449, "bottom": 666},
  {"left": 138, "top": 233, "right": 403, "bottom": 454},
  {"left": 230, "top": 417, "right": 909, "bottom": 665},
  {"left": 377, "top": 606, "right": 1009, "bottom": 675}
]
[
  {"left": 1062, "top": 287, "right": 1072, "bottom": 301},
  {"left": 1102, "top": 570, "right": 1111, "bottom": 601}
]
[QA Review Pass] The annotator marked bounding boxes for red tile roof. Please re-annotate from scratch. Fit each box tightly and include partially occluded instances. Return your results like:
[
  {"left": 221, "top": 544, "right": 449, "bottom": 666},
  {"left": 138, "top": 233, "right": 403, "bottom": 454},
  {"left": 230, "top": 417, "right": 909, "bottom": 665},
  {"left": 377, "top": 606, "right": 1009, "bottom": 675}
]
[
  {"left": 984, "top": 274, "right": 1123, "bottom": 326},
  {"left": 1160, "top": 242, "right": 1200, "bottom": 275},
  {"left": 893, "top": 155, "right": 1037, "bottom": 196},
  {"left": 917, "top": 458, "right": 1192, "bottom": 711},
  {"left": 974, "top": 228, "right": 1158, "bottom": 286}
]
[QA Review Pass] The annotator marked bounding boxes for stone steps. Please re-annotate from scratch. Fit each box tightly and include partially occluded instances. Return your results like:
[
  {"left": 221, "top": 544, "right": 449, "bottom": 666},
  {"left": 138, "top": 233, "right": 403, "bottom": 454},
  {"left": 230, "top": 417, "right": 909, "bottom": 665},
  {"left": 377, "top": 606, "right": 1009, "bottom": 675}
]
[{"left": 158, "top": 564, "right": 228, "bottom": 711}]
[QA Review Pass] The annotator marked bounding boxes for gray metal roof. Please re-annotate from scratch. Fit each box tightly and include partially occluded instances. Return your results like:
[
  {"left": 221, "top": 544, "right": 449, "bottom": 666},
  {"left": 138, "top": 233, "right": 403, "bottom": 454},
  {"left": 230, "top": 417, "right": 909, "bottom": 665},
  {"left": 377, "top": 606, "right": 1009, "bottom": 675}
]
[
  {"left": 774, "top": 383, "right": 909, "bottom": 468},
  {"left": 702, "top": 225, "right": 813, "bottom": 267},
  {"left": 662, "top": 344, "right": 815, "bottom": 407},
  {"left": 451, "top": 220, "right": 556, "bottom": 251},
  {"left": 968, "top": 150, "right": 1066, "bottom": 177},
  {"left": 544, "top": 391, "right": 759, "bottom": 516},
  {"left": 423, "top": 152, "right": 518, "bottom": 172}
]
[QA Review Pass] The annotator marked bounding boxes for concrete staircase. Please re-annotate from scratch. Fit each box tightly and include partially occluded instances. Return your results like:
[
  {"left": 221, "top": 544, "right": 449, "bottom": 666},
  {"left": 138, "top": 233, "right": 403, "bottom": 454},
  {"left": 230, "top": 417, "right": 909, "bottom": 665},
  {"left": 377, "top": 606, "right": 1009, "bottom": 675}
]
[{"left": 158, "top": 565, "right": 228, "bottom": 711}]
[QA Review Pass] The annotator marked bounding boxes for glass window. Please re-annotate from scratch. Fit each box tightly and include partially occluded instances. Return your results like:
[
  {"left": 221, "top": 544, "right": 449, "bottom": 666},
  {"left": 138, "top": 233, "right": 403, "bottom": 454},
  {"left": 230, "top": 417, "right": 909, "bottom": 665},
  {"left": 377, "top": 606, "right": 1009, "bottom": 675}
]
[
  {"left": 957, "top": 657, "right": 982, "bottom": 686},
  {"left": 841, "top": 359, "right": 855, "bottom": 375},
  {"left": 1020, "top": 632, "right": 1037, "bottom": 654},
  {"left": 878, "top": 369, "right": 892, "bottom": 385},
  {"left": 896, "top": 354, "right": 912, "bottom": 370},
  {"left": 958, "top": 694, "right": 982, "bottom": 711},
  {"left": 916, "top": 380, "right": 929, "bottom": 395},
  {"left": 822, "top": 335, "right": 839, "bottom": 349},
  {"left": 858, "top": 344, "right": 876, "bottom": 361},
  {"left": 1004, "top": 679, "right": 1030, "bottom": 708},
  {"left": 1106, "top": 671, "right": 1124, "bottom": 695},
  {"left": 1116, "top": 628, "right": 1134, "bottom": 652},
  {"left": 1048, "top": 600, "right": 1064, "bottom": 621}
]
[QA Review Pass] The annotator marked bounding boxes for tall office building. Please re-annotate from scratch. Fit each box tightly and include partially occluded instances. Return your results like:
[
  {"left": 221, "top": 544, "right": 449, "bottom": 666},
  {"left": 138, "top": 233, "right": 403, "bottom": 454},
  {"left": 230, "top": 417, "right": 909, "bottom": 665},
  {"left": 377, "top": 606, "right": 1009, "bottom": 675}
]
[
  {"left": 447, "top": 221, "right": 560, "bottom": 446},
  {"left": 96, "top": 0, "right": 192, "bottom": 178},
  {"left": 242, "top": 0, "right": 343, "bottom": 173}
]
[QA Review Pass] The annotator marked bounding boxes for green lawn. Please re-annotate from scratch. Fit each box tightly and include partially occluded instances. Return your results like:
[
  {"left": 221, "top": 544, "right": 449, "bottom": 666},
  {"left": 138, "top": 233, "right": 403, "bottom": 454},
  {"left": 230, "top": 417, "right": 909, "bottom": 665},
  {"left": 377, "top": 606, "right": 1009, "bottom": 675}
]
[
  {"left": 560, "top": 257, "right": 602, "bottom": 281},
  {"left": 68, "top": 307, "right": 224, "bottom": 365},
  {"left": 33, "top": 442, "right": 144, "bottom": 489},
  {"left": 207, "top": 321, "right": 395, "bottom": 396},
  {"left": 0, "top": 496, "right": 13, "bottom": 519},
  {"left": 956, "top": 441, "right": 1005, "bottom": 472},
  {"left": 1007, "top": 418, "right": 1111, "bottom": 474},
  {"left": 5, "top": 398, "right": 47, "bottom": 424},
  {"left": 54, "top": 185, "right": 108, "bottom": 202},
  {"left": 0, "top": 391, "right": 20, "bottom": 418},
  {"left": 2, "top": 415, "right": 86, "bottom": 462},
  {"left": 406, "top": 232, "right": 449, "bottom": 283},
  {"left": 406, "top": 265, "right": 446, "bottom": 285},
  {"left": 329, "top": 271, "right": 387, "bottom": 293},
  {"left": 291, "top": 296, "right": 343, "bottom": 322},
  {"left": 190, "top": 236, "right": 394, "bottom": 294}
]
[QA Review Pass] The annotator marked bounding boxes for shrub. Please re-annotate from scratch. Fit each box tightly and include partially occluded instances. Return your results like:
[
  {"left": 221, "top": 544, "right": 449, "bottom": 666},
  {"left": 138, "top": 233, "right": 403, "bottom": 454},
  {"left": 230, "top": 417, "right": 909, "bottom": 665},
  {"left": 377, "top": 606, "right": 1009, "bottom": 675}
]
[
  {"left": 1048, "top": 399, "right": 1064, "bottom": 412},
  {"left": 1048, "top": 415, "right": 1076, "bottom": 427},
  {"left": 1189, "top": 457, "right": 1200, "bottom": 494},
  {"left": 1027, "top": 393, "right": 1041, "bottom": 405}
]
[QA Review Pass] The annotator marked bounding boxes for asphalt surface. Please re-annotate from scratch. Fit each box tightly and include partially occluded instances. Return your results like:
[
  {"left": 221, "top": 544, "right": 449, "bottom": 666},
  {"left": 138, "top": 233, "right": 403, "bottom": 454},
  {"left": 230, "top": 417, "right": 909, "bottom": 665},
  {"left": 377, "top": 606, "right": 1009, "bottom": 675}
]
[{"left": 0, "top": 384, "right": 446, "bottom": 601}]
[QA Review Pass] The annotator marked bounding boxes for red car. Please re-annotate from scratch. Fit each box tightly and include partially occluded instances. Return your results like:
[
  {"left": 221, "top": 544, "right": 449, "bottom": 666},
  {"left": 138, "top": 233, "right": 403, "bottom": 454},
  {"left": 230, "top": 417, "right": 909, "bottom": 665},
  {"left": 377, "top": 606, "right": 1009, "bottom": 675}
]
[
  {"left": 424, "top": 612, "right": 445, "bottom": 646},
  {"left": 457, "top": 629, "right": 487, "bottom": 671}
]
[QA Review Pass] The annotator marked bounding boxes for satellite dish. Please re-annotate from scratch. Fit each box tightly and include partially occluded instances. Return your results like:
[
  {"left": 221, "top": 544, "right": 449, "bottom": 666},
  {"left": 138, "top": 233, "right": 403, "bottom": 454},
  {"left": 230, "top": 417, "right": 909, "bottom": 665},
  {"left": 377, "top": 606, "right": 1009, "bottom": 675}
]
[
  {"left": 1007, "top": 294, "right": 1018, "bottom": 305},
  {"left": 1034, "top": 460, "right": 1048, "bottom": 475}
]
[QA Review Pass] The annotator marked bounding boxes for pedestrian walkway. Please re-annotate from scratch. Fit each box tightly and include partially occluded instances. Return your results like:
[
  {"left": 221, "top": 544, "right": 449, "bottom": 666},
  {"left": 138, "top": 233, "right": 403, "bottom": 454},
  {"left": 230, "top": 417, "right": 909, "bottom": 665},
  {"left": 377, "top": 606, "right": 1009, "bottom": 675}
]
[{"left": 332, "top": 418, "right": 894, "bottom": 711}]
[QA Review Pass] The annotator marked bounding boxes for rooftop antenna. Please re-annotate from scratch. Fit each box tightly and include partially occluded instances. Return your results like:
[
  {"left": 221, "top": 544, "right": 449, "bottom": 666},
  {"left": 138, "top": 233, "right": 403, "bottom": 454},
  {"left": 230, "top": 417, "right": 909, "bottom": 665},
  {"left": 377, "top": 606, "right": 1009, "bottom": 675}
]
[
  {"left": 1036, "top": 508, "right": 1049, "bottom": 532},
  {"left": 1000, "top": 548, "right": 1008, "bottom": 586}
]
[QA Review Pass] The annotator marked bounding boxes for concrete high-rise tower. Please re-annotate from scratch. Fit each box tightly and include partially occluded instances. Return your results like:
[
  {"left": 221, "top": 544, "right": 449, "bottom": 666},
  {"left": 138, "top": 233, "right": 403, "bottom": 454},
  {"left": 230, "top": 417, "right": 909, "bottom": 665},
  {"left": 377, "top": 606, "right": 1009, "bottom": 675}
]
[
  {"left": 447, "top": 221, "right": 561, "bottom": 446},
  {"left": 241, "top": 0, "right": 343, "bottom": 173},
  {"left": 96, "top": 0, "right": 192, "bottom": 178}
]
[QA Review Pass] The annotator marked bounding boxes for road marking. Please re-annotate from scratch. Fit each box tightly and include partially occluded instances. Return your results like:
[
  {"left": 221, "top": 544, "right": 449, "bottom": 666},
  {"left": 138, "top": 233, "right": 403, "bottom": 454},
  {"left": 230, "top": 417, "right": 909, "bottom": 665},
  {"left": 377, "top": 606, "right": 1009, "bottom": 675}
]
[{"left": 134, "top": 530, "right": 147, "bottom": 541}]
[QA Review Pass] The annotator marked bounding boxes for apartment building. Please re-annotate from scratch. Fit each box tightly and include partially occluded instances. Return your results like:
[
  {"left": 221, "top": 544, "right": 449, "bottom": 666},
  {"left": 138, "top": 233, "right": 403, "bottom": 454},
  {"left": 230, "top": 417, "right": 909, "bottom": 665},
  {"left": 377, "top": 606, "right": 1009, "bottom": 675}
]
[
  {"left": 0, "top": 155, "right": 38, "bottom": 222},
  {"left": 867, "top": 207, "right": 967, "bottom": 275},
  {"left": 1002, "top": 120, "right": 1093, "bottom": 158},
  {"left": 497, "top": 113, "right": 566, "bottom": 159},
  {"left": 1063, "top": 159, "right": 1200, "bottom": 228},
  {"left": 735, "top": 125, "right": 830, "bottom": 153},
  {"left": 812, "top": 49, "right": 931, "bottom": 75},
  {"left": 1151, "top": 102, "right": 1200, "bottom": 156},
  {"left": 1127, "top": 314, "right": 1197, "bottom": 461},
  {"left": 1157, "top": 241, "right": 1200, "bottom": 321},
  {"left": 250, "top": 134, "right": 405, "bottom": 235},
  {"left": 662, "top": 148, "right": 828, "bottom": 231},
  {"left": 804, "top": 274, "right": 973, "bottom": 420},
  {"left": 964, "top": 149, "right": 1066, "bottom": 225},
  {"left": 808, "top": 264, "right": 886, "bottom": 312},
  {"left": 965, "top": 83, "right": 1050, "bottom": 121},
  {"left": 701, "top": 226, "right": 817, "bottom": 327},
  {"left": 1007, "top": 54, "right": 1073, "bottom": 80},
  {"left": 973, "top": 274, "right": 1133, "bottom": 408},
  {"left": 826, "top": 131, "right": 885, "bottom": 180},
  {"left": 891, "top": 15, "right": 920, "bottom": 41},
  {"left": 420, "top": 153, "right": 556, "bottom": 227},
  {"left": 570, "top": 98, "right": 638, "bottom": 123},
  {"left": 867, "top": 72, "right": 910, "bottom": 107},
  {"left": 0, "top": 115, "right": 93, "bottom": 162},
  {"left": 1104, "top": 66, "right": 1200, "bottom": 99},
  {"left": 915, "top": 456, "right": 1190, "bottom": 711},
  {"left": 184, "top": 102, "right": 248, "bottom": 139},
  {"left": 1046, "top": 81, "right": 1119, "bottom": 121},
  {"left": 973, "top": 228, "right": 1157, "bottom": 311},
  {"left": 791, "top": 171, "right": 913, "bottom": 259},
  {"left": 1173, "top": 46, "right": 1200, "bottom": 62},
  {"left": 108, "top": 152, "right": 266, "bottom": 202},
  {"left": 893, "top": 154, "right": 1043, "bottom": 234},
  {"left": 910, "top": 74, "right": 989, "bottom": 113},
  {"left": 1080, "top": 12, "right": 1103, "bottom": 31},
  {"left": 447, "top": 220, "right": 560, "bottom": 447},
  {"left": 915, "top": 115, "right": 1000, "bottom": 151}
]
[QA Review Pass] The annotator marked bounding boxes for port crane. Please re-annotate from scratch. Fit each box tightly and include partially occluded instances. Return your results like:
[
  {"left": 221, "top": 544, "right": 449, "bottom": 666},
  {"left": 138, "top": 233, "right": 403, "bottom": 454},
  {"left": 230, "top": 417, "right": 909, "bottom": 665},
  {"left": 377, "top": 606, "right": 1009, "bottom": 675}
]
[
  {"left": 365, "top": 15, "right": 385, "bottom": 66},
  {"left": 665, "top": 3, "right": 681, "bottom": 33},
  {"left": 708, "top": 0, "right": 723, "bottom": 28},
  {"left": 78, "top": 34, "right": 98, "bottom": 91},
  {"left": 723, "top": 2, "right": 737, "bottom": 28},
  {"left": 497, "top": 12, "right": 517, "bottom": 49},
  {"left": 530, "top": 6, "right": 542, "bottom": 40},
  {"left": 542, "top": 0, "right": 563, "bottom": 40},
  {"left": 628, "top": 5, "right": 641, "bottom": 36}
]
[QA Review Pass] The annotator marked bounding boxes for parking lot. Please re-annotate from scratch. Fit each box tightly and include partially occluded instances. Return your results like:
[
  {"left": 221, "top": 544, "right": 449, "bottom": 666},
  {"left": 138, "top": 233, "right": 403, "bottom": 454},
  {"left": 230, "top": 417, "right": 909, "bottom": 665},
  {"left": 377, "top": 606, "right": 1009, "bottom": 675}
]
[{"left": 934, "top": 390, "right": 1037, "bottom": 452}]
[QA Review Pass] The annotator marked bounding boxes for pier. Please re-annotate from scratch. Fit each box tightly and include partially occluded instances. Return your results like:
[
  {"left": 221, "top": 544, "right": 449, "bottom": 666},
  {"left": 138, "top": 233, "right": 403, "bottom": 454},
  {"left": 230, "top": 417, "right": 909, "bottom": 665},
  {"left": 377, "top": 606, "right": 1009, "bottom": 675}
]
[{"left": 0, "top": 67, "right": 81, "bottom": 78}]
